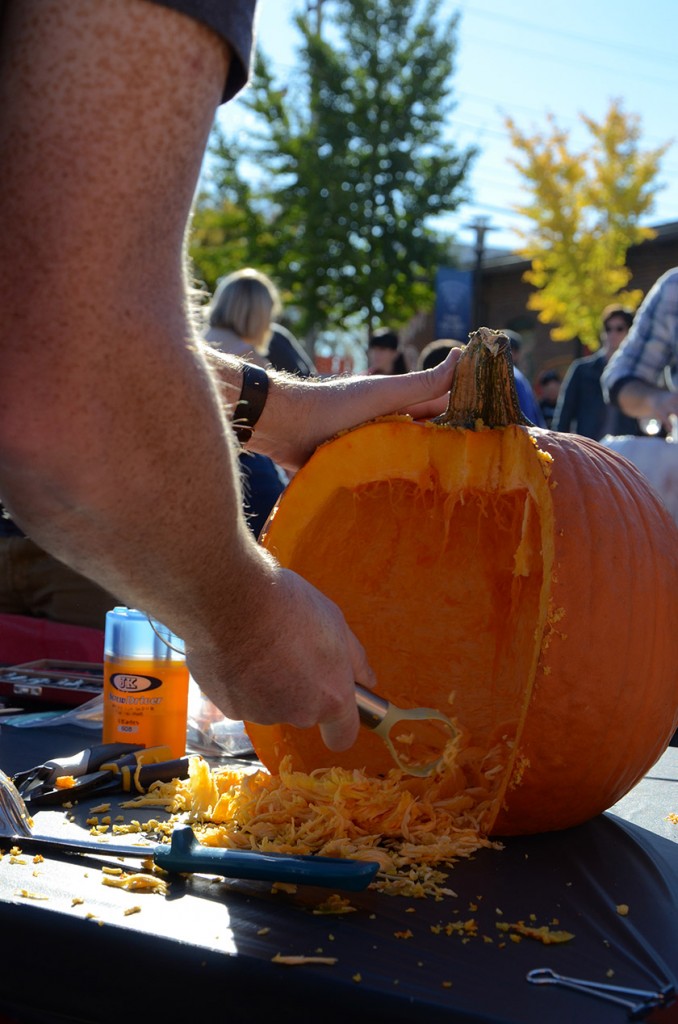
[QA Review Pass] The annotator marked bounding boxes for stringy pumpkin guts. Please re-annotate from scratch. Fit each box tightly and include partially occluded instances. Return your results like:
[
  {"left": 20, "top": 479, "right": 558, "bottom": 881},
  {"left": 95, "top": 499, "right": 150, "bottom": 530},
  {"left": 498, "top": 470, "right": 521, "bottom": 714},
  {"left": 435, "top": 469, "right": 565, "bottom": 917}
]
[{"left": 124, "top": 748, "right": 504, "bottom": 898}]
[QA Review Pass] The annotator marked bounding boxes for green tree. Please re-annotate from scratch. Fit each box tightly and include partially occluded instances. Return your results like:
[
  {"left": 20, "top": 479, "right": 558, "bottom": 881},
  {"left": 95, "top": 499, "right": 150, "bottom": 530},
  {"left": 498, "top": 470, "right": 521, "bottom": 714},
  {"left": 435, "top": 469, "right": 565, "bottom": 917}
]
[
  {"left": 505, "top": 99, "right": 671, "bottom": 350},
  {"left": 190, "top": 0, "right": 476, "bottom": 339},
  {"left": 189, "top": 134, "right": 284, "bottom": 298}
]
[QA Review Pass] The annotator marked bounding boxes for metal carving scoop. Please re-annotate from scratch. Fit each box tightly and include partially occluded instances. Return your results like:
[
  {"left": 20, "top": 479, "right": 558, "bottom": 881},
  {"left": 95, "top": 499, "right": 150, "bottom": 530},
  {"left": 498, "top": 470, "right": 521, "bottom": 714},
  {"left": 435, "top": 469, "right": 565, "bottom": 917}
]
[{"left": 355, "top": 684, "right": 457, "bottom": 777}]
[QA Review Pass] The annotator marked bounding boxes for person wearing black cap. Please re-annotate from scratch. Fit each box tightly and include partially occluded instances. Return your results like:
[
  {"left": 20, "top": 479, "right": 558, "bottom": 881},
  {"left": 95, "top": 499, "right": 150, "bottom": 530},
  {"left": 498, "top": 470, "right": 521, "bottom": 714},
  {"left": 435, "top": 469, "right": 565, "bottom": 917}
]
[
  {"left": 501, "top": 330, "right": 546, "bottom": 426},
  {"left": 367, "top": 327, "right": 408, "bottom": 375},
  {"left": 552, "top": 305, "right": 642, "bottom": 439},
  {"left": 537, "top": 369, "right": 561, "bottom": 429}
]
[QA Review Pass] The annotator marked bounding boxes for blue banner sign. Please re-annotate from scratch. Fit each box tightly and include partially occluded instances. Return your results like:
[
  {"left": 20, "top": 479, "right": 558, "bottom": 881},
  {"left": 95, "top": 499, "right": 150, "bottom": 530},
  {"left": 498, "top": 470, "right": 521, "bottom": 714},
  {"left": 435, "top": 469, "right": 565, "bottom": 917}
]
[{"left": 435, "top": 268, "right": 473, "bottom": 342}]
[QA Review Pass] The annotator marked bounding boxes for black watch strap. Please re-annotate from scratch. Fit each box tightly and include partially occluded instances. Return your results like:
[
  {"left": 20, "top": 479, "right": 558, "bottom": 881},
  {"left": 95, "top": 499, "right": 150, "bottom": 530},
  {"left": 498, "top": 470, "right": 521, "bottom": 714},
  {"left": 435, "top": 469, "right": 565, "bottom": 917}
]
[{"left": 232, "top": 362, "right": 269, "bottom": 444}]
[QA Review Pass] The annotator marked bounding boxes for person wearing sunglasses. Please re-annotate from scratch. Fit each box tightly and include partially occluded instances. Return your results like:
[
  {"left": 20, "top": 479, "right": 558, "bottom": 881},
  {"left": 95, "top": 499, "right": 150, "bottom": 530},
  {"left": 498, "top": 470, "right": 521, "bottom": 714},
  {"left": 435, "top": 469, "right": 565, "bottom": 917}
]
[{"left": 552, "top": 305, "right": 642, "bottom": 440}]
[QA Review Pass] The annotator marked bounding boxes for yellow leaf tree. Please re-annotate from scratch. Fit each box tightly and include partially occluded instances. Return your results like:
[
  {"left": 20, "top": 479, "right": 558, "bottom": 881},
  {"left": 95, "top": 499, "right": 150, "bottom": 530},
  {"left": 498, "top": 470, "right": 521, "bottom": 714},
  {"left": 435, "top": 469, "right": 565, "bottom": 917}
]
[{"left": 505, "top": 99, "right": 671, "bottom": 350}]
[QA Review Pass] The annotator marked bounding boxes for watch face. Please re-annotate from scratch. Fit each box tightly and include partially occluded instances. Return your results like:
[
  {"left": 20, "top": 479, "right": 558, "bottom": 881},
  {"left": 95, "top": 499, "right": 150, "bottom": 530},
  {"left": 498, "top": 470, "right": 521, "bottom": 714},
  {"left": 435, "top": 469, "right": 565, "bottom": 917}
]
[{"left": 638, "top": 417, "right": 663, "bottom": 437}]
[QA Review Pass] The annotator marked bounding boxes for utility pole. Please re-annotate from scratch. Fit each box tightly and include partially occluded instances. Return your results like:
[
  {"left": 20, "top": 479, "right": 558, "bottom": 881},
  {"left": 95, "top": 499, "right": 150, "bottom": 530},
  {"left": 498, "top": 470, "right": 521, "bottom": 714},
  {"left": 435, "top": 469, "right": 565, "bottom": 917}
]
[
  {"left": 466, "top": 217, "right": 494, "bottom": 328},
  {"left": 306, "top": 0, "right": 324, "bottom": 35},
  {"left": 305, "top": 0, "right": 324, "bottom": 353}
]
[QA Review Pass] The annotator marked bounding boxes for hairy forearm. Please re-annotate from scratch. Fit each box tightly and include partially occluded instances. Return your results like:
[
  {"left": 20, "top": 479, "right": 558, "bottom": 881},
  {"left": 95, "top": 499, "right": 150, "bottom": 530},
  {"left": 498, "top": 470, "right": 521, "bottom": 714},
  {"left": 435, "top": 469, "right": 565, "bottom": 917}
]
[
  {"left": 0, "top": 0, "right": 272, "bottom": 647},
  {"left": 204, "top": 344, "right": 461, "bottom": 472},
  {"left": 0, "top": 305, "right": 274, "bottom": 644},
  {"left": 0, "top": 0, "right": 460, "bottom": 748}
]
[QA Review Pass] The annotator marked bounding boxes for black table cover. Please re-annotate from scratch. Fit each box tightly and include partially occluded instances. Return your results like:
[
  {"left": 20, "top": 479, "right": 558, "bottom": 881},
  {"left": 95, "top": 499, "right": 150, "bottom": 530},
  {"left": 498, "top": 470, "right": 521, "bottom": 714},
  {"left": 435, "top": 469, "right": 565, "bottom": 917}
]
[{"left": 1, "top": 720, "right": 677, "bottom": 1024}]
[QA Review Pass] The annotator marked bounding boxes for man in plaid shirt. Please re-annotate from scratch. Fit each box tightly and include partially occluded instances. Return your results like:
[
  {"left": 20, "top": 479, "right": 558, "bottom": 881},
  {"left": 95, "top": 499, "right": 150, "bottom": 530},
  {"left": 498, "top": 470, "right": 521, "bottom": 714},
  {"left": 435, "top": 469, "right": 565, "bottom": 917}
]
[{"left": 603, "top": 268, "right": 678, "bottom": 432}]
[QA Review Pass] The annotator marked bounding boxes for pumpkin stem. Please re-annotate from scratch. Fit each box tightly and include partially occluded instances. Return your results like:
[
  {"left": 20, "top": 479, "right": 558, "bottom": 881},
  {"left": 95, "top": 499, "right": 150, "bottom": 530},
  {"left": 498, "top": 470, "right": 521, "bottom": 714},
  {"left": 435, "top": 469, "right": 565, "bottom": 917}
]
[{"left": 435, "top": 327, "right": 533, "bottom": 429}]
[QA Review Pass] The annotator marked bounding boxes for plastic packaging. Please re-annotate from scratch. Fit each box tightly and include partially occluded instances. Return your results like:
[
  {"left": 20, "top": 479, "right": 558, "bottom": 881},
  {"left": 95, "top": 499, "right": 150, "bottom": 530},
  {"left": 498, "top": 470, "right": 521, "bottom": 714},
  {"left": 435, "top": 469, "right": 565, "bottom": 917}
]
[
  {"left": 102, "top": 607, "right": 189, "bottom": 757},
  {"left": 186, "top": 679, "right": 254, "bottom": 757}
]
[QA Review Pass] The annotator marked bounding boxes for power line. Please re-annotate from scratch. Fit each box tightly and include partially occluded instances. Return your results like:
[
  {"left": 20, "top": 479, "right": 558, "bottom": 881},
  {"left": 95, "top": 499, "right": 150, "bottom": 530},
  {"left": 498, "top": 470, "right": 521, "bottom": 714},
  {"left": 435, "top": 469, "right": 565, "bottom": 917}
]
[
  {"left": 457, "top": 3, "right": 678, "bottom": 68},
  {"left": 460, "top": 28, "right": 678, "bottom": 93}
]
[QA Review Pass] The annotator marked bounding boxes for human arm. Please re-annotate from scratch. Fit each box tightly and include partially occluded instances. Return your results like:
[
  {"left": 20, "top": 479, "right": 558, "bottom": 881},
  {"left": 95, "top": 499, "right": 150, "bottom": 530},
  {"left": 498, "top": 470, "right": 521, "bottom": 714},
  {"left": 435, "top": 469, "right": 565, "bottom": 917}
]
[
  {"left": 0, "top": 0, "right": 377, "bottom": 752},
  {"left": 609, "top": 379, "right": 678, "bottom": 431},
  {"left": 203, "top": 346, "right": 462, "bottom": 472},
  {"left": 602, "top": 270, "right": 678, "bottom": 431}
]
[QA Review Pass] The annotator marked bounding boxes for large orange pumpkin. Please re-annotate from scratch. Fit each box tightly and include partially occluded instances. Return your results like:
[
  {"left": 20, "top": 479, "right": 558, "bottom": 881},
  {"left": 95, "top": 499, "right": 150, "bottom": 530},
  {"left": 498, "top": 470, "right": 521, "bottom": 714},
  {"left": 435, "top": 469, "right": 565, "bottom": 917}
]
[{"left": 247, "top": 328, "right": 678, "bottom": 836}]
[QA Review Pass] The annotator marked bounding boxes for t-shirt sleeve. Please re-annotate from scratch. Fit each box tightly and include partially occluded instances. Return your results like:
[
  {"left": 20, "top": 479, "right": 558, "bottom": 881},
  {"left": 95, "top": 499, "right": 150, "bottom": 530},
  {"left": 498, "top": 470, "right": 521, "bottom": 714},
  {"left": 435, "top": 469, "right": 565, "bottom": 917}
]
[{"left": 149, "top": 0, "right": 257, "bottom": 102}]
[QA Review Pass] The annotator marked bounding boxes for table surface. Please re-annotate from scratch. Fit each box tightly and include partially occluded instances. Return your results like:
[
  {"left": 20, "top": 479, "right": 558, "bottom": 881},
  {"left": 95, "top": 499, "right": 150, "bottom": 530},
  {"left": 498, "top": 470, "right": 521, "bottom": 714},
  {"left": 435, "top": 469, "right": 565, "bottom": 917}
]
[{"left": 1, "top": 721, "right": 677, "bottom": 1024}]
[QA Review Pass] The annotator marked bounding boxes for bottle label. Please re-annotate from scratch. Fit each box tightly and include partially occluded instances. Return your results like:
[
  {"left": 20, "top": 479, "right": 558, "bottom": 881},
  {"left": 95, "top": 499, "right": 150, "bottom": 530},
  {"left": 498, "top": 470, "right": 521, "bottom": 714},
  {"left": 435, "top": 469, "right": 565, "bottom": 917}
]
[
  {"left": 109, "top": 673, "right": 163, "bottom": 693},
  {"left": 103, "top": 658, "right": 189, "bottom": 757}
]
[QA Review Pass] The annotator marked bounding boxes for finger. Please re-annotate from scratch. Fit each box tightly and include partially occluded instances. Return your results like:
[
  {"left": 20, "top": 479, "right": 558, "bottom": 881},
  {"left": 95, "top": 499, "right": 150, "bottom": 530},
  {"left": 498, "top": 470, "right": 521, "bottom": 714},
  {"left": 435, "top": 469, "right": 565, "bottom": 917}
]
[
  {"left": 403, "top": 394, "right": 449, "bottom": 420},
  {"left": 399, "top": 347, "right": 461, "bottom": 418},
  {"left": 318, "top": 625, "right": 374, "bottom": 751},
  {"left": 420, "top": 345, "right": 462, "bottom": 392},
  {"left": 319, "top": 702, "right": 360, "bottom": 752}
]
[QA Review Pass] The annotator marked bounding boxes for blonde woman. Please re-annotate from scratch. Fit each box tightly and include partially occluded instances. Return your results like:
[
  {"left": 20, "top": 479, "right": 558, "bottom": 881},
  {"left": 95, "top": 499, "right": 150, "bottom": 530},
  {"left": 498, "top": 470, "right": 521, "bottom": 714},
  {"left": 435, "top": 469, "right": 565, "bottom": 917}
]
[
  {"left": 204, "top": 269, "right": 288, "bottom": 536},
  {"left": 204, "top": 268, "right": 281, "bottom": 369}
]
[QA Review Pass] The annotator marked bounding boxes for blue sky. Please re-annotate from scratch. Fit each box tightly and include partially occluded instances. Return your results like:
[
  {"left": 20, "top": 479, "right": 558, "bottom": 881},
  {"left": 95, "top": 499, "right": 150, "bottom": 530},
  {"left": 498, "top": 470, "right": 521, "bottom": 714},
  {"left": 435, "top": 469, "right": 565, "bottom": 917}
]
[{"left": 213, "top": 0, "right": 678, "bottom": 253}]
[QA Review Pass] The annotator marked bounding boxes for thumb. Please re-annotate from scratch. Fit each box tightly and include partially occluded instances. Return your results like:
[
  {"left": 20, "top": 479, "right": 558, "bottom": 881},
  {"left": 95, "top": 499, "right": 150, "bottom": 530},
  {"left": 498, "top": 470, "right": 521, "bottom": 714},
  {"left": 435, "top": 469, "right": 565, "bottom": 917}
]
[
  {"left": 319, "top": 630, "right": 376, "bottom": 752},
  {"left": 319, "top": 702, "right": 360, "bottom": 753}
]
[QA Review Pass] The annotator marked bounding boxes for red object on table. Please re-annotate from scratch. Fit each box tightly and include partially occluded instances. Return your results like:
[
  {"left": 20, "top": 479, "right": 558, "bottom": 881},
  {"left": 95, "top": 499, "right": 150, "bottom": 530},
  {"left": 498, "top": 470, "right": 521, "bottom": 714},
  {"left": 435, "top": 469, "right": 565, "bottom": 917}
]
[{"left": 0, "top": 612, "right": 104, "bottom": 666}]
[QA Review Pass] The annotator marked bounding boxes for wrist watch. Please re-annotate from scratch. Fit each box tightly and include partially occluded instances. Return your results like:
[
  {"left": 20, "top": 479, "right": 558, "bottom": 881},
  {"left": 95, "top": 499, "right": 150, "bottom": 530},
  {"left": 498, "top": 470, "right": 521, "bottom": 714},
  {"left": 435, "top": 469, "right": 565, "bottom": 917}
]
[{"left": 232, "top": 362, "right": 269, "bottom": 444}]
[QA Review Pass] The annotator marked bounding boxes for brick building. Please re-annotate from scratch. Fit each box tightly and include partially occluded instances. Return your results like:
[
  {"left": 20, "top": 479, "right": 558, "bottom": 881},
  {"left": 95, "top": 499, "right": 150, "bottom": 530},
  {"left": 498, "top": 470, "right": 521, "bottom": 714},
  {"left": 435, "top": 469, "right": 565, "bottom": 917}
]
[{"left": 407, "top": 221, "right": 678, "bottom": 392}]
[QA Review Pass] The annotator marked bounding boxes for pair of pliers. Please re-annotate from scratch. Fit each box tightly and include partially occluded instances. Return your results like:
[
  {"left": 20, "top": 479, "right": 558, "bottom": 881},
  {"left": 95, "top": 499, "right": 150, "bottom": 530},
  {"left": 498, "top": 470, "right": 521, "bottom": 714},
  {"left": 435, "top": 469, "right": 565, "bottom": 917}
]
[{"left": 13, "top": 743, "right": 190, "bottom": 806}]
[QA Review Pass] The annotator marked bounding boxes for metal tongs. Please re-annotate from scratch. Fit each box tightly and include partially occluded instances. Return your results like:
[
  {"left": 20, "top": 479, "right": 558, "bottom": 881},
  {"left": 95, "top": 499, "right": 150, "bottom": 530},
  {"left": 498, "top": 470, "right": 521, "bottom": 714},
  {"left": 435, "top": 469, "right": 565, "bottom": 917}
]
[
  {"left": 355, "top": 684, "right": 457, "bottom": 777},
  {"left": 527, "top": 967, "right": 674, "bottom": 1019}
]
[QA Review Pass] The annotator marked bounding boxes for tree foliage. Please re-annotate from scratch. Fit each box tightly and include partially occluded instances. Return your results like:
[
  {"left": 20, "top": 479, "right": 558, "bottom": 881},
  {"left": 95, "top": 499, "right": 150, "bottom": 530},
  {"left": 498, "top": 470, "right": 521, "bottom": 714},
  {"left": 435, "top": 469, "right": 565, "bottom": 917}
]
[
  {"left": 189, "top": 0, "right": 476, "bottom": 340},
  {"left": 505, "top": 99, "right": 671, "bottom": 350}
]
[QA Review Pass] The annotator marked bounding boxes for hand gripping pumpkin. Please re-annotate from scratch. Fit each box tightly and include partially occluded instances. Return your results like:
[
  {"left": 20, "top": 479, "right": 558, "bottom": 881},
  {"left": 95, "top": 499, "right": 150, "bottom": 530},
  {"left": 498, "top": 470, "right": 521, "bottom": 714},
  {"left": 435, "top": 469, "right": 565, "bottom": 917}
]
[{"left": 247, "top": 328, "right": 678, "bottom": 836}]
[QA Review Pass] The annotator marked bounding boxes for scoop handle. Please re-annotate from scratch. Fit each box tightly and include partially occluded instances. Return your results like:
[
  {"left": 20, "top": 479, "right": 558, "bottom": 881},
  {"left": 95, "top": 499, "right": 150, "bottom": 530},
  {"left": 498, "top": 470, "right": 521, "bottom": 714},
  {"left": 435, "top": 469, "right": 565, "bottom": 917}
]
[
  {"left": 355, "top": 683, "right": 390, "bottom": 729},
  {"left": 154, "top": 826, "right": 379, "bottom": 891},
  {"left": 3, "top": 826, "right": 378, "bottom": 890}
]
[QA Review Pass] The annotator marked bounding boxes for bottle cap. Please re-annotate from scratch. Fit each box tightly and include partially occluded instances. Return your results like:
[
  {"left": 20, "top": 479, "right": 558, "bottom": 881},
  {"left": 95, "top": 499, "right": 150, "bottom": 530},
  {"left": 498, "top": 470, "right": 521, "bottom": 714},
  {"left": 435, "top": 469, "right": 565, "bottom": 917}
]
[{"left": 104, "top": 606, "right": 185, "bottom": 662}]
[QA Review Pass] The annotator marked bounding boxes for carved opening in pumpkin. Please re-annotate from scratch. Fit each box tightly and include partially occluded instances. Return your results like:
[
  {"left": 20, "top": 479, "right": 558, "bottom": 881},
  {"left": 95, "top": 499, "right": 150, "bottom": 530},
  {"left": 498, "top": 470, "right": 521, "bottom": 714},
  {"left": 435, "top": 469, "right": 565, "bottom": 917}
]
[{"left": 248, "top": 418, "right": 555, "bottom": 833}]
